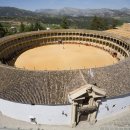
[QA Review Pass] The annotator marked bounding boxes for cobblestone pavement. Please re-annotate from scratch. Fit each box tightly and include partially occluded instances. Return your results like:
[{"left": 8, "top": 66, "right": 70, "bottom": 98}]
[{"left": 0, "top": 109, "right": 130, "bottom": 130}]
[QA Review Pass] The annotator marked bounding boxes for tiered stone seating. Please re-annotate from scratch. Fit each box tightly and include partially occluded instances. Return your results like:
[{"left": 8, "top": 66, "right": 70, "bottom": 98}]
[
  {"left": 0, "top": 29, "right": 130, "bottom": 105},
  {"left": 0, "top": 66, "right": 81, "bottom": 104},
  {"left": 81, "top": 59, "right": 130, "bottom": 98}
]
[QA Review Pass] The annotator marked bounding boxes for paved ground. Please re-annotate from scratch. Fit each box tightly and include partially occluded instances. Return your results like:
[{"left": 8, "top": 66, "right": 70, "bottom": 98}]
[
  {"left": 98, "top": 111, "right": 130, "bottom": 130},
  {"left": 97, "top": 110, "right": 130, "bottom": 130},
  {"left": 0, "top": 108, "right": 130, "bottom": 130}
]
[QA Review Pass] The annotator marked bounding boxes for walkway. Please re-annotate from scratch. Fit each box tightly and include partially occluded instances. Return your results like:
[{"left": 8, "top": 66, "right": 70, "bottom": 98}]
[{"left": 0, "top": 108, "right": 130, "bottom": 130}]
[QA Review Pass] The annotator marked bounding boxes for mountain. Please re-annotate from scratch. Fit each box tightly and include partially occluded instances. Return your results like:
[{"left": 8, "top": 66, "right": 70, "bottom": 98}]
[
  {"left": 0, "top": 7, "right": 38, "bottom": 17},
  {"left": 36, "top": 7, "right": 130, "bottom": 17},
  {"left": 0, "top": 7, "right": 130, "bottom": 18}
]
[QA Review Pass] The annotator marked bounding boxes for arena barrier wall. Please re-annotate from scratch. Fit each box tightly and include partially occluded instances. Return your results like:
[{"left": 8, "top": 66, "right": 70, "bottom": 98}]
[
  {"left": 97, "top": 94, "right": 130, "bottom": 120},
  {"left": 0, "top": 99, "right": 71, "bottom": 125}
]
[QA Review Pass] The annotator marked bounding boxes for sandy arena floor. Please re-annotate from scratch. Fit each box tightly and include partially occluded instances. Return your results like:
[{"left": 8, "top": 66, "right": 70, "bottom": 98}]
[{"left": 15, "top": 44, "right": 117, "bottom": 70}]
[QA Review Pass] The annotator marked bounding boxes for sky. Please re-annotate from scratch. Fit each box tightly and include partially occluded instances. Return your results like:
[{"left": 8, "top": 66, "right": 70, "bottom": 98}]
[{"left": 0, "top": 0, "right": 130, "bottom": 11}]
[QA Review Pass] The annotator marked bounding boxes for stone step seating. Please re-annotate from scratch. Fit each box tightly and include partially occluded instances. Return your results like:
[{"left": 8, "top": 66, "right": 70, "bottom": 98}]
[
  {"left": 0, "top": 69, "right": 80, "bottom": 104},
  {"left": 81, "top": 61, "right": 130, "bottom": 98}
]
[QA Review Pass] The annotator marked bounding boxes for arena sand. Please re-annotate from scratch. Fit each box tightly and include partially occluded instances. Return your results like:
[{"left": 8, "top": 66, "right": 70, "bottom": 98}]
[{"left": 15, "top": 44, "right": 117, "bottom": 70}]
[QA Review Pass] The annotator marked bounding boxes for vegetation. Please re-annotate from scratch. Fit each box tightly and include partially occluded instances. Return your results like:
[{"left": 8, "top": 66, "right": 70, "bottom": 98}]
[
  {"left": 19, "top": 22, "right": 25, "bottom": 32},
  {"left": 0, "top": 23, "right": 6, "bottom": 38},
  {"left": 89, "top": 16, "right": 123, "bottom": 31},
  {"left": 90, "top": 16, "right": 107, "bottom": 30},
  {"left": 0, "top": 7, "right": 125, "bottom": 37},
  {"left": 19, "top": 22, "right": 46, "bottom": 32},
  {"left": 33, "top": 22, "right": 46, "bottom": 31},
  {"left": 0, "top": 16, "right": 123, "bottom": 37},
  {"left": 61, "top": 17, "right": 69, "bottom": 29}
]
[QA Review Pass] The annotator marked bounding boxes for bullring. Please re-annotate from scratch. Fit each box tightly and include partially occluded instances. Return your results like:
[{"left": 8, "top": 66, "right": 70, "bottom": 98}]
[{"left": 0, "top": 29, "right": 130, "bottom": 126}]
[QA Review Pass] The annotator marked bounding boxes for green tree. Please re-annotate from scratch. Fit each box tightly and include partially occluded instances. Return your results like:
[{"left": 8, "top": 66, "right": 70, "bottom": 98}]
[
  {"left": 29, "top": 23, "right": 35, "bottom": 31},
  {"left": 19, "top": 22, "right": 25, "bottom": 32},
  {"left": 90, "top": 16, "right": 108, "bottom": 31},
  {"left": 34, "top": 22, "right": 45, "bottom": 31},
  {"left": 111, "top": 19, "right": 118, "bottom": 29},
  {"left": 0, "top": 23, "right": 6, "bottom": 38},
  {"left": 61, "top": 17, "right": 69, "bottom": 29},
  {"left": 25, "top": 23, "right": 34, "bottom": 32}
]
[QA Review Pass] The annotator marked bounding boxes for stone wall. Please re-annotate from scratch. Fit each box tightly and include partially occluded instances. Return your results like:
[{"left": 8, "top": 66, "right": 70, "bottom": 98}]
[{"left": 0, "top": 99, "right": 71, "bottom": 125}]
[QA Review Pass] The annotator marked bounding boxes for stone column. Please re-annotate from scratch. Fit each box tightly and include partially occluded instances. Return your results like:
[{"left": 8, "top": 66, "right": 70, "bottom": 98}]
[
  {"left": 71, "top": 101, "right": 78, "bottom": 127},
  {"left": 89, "top": 99, "right": 99, "bottom": 125},
  {"left": 87, "top": 97, "right": 94, "bottom": 122}
]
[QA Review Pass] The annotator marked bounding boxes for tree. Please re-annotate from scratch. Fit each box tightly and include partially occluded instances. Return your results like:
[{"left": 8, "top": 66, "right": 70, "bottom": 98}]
[
  {"left": 19, "top": 22, "right": 25, "bottom": 32},
  {"left": 61, "top": 17, "right": 69, "bottom": 29},
  {"left": 34, "top": 22, "right": 45, "bottom": 31},
  {"left": 111, "top": 19, "right": 118, "bottom": 29},
  {"left": 29, "top": 23, "right": 34, "bottom": 31},
  {"left": 0, "top": 23, "right": 6, "bottom": 38},
  {"left": 25, "top": 23, "right": 34, "bottom": 32},
  {"left": 90, "top": 16, "right": 108, "bottom": 31}
]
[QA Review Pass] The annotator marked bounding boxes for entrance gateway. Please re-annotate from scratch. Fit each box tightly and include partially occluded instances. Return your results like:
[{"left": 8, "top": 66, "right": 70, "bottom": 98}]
[{"left": 68, "top": 84, "right": 106, "bottom": 127}]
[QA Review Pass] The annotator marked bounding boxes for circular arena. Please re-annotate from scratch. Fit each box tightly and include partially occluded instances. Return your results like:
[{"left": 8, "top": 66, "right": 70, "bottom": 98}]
[
  {"left": 0, "top": 29, "right": 130, "bottom": 127},
  {"left": 15, "top": 44, "right": 117, "bottom": 70}
]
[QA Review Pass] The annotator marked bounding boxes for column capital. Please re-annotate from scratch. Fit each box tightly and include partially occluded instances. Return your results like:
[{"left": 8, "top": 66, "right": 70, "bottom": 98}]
[{"left": 73, "top": 102, "right": 78, "bottom": 105}]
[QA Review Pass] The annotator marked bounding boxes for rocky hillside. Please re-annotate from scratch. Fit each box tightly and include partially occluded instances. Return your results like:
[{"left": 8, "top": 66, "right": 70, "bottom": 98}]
[
  {"left": 0, "top": 7, "right": 130, "bottom": 18},
  {"left": 36, "top": 7, "right": 130, "bottom": 17},
  {"left": 0, "top": 7, "right": 38, "bottom": 17}
]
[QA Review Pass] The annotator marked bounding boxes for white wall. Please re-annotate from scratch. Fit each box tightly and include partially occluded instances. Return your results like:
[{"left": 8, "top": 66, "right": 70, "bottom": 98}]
[
  {"left": 1, "top": 95, "right": 130, "bottom": 125},
  {"left": 0, "top": 99, "right": 71, "bottom": 125},
  {"left": 97, "top": 95, "right": 130, "bottom": 120}
]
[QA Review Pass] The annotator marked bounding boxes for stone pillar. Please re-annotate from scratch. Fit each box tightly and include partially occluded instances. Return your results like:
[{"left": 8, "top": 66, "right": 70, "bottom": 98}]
[
  {"left": 129, "top": 44, "right": 130, "bottom": 53},
  {"left": 89, "top": 100, "right": 98, "bottom": 125},
  {"left": 87, "top": 98, "right": 101, "bottom": 125},
  {"left": 87, "top": 97, "right": 94, "bottom": 122},
  {"left": 71, "top": 101, "right": 77, "bottom": 127}
]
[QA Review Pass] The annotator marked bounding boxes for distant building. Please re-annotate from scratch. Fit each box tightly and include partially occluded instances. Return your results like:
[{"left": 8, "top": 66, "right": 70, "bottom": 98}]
[
  {"left": 9, "top": 26, "right": 17, "bottom": 33},
  {"left": 46, "top": 27, "right": 50, "bottom": 30}
]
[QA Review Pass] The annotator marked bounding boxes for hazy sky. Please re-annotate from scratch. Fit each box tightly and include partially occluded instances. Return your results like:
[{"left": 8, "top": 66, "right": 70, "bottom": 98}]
[{"left": 0, "top": 0, "right": 130, "bottom": 11}]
